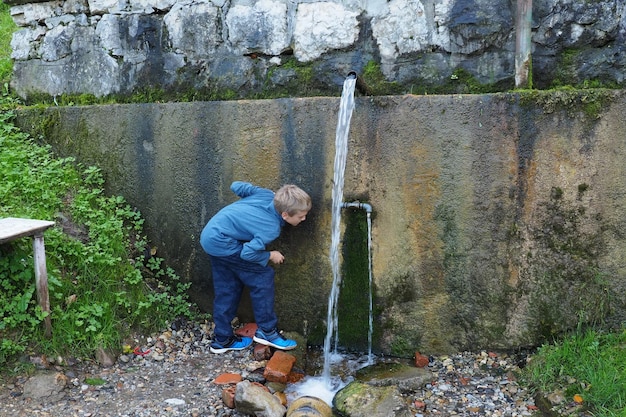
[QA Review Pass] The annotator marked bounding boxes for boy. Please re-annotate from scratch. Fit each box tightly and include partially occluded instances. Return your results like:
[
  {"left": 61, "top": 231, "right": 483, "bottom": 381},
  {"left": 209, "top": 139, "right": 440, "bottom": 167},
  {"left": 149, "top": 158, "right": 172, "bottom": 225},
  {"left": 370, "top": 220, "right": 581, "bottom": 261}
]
[{"left": 200, "top": 181, "right": 312, "bottom": 354}]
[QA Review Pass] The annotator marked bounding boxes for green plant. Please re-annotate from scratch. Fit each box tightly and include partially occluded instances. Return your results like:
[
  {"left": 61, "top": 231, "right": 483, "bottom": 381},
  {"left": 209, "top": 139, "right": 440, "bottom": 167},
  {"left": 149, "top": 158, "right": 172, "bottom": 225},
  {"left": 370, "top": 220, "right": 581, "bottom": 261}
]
[
  {"left": 361, "top": 61, "right": 403, "bottom": 95},
  {"left": 522, "top": 325, "right": 626, "bottom": 416},
  {"left": 0, "top": 3, "right": 16, "bottom": 85},
  {"left": 0, "top": 104, "right": 204, "bottom": 369}
]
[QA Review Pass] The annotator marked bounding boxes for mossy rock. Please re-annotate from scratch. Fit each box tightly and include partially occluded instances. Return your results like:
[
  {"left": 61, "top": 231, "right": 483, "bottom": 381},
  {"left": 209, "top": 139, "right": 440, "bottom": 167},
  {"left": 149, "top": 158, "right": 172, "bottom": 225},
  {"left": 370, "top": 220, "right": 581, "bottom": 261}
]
[
  {"left": 355, "top": 361, "right": 432, "bottom": 392},
  {"left": 333, "top": 381, "right": 412, "bottom": 417}
]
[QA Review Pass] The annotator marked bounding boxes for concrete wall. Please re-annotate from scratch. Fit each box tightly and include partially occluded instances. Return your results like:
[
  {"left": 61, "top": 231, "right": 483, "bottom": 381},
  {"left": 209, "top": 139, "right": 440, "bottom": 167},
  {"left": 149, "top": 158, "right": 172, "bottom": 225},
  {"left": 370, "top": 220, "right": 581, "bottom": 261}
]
[{"left": 14, "top": 90, "right": 626, "bottom": 355}]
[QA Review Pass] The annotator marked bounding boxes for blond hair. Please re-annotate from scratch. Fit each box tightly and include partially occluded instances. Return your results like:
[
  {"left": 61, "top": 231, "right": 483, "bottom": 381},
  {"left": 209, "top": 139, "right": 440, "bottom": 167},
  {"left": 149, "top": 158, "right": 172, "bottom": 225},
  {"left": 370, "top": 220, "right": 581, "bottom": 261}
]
[{"left": 274, "top": 184, "right": 312, "bottom": 215}]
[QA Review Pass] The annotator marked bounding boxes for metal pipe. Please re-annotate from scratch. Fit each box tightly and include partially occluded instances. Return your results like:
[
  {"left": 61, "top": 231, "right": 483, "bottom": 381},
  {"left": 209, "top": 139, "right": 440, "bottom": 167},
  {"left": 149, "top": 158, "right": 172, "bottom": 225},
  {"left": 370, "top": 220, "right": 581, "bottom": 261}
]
[
  {"left": 341, "top": 201, "right": 372, "bottom": 213},
  {"left": 346, "top": 71, "right": 372, "bottom": 95}
]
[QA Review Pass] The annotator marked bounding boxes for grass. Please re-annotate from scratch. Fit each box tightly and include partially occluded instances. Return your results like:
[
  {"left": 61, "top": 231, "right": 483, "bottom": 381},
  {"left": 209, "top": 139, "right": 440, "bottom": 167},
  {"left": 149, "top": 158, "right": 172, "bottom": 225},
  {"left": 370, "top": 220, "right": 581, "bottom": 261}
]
[
  {"left": 522, "top": 325, "right": 626, "bottom": 416},
  {"left": 0, "top": 94, "right": 206, "bottom": 371},
  {"left": 0, "top": 3, "right": 15, "bottom": 86},
  {"left": 0, "top": 10, "right": 203, "bottom": 373}
]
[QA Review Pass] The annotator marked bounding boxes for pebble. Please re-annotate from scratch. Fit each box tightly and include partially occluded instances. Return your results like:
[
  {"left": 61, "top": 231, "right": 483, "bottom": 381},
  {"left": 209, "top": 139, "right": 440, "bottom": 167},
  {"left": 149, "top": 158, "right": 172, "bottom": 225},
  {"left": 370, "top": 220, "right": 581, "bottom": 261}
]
[
  {"left": 414, "top": 350, "right": 539, "bottom": 416},
  {"left": 0, "top": 321, "right": 544, "bottom": 417}
]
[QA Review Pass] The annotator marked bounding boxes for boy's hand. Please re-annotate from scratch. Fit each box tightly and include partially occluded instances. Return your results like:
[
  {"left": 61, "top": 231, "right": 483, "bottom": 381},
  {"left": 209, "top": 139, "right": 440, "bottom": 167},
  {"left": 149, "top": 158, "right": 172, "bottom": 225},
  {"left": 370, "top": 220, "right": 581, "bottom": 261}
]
[{"left": 269, "top": 250, "right": 284, "bottom": 264}]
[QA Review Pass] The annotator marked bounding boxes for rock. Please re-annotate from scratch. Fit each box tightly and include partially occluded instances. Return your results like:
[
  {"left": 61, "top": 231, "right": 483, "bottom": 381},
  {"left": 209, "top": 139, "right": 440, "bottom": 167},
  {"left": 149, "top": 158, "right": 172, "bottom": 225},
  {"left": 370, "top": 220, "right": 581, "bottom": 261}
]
[
  {"left": 274, "top": 391, "right": 287, "bottom": 406},
  {"left": 11, "top": 0, "right": 623, "bottom": 99},
  {"left": 235, "top": 379, "right": 286, "bottom": 417},
  {"left": 333, "top": 381, "right": 413, "bottom": 417},
  {"left": 23, "top": 372, "right": 67, "bottom": 402},
  {"left": 247, "top": 367, "right": 267, "bottom": 384},
  {"left": 0, "top": 319, "right": 538, "bottom": 417},
  {"left": 225, "top": 1, "right": 290, "bottom": 56},
  {"left": 266, "top": 381, "right": 286, "bottom": 394},
  {"left": 547, "top": 390, "right": 566, "bottom": 405},
  {"left": 164, "top": 398, "right": 185, "bottom": 406},
  {"left": 355, "top": 361, "right": 433, "bottom": 393},
  {"left": 292, "top": 2, "right": 359, "bottom": 62},
  {"left": 95, "top": 347, "right": 115, "bottom": 367}
]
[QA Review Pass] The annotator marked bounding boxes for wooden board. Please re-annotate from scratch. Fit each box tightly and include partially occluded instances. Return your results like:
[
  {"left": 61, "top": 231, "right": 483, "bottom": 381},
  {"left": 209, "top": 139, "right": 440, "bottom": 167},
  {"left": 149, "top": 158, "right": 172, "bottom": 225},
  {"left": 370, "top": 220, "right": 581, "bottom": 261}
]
[{"left": 0, "top": 217, "right": 55, "bottom": 244}]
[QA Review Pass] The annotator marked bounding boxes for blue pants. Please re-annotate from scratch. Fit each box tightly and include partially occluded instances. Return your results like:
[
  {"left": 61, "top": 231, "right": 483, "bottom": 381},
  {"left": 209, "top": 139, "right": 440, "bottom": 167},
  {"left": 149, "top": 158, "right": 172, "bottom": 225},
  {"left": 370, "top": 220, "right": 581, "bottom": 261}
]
[{"left": 210, "top": 253, "right": 278, "bottom": 341}]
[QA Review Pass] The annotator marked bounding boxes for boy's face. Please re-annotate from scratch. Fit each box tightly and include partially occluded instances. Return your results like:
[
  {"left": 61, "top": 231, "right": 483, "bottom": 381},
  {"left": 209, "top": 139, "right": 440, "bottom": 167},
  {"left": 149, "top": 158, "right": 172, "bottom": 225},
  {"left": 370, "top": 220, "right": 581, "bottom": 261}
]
[{"left": 282, "top": 210, "right": 308, "bottom": 226}]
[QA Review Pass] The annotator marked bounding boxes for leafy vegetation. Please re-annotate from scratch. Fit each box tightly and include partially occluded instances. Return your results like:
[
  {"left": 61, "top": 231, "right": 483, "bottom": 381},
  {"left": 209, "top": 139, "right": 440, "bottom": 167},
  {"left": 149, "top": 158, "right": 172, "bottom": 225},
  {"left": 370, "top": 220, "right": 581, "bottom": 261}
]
[
  {"left": 522, "top": 325, "right": 626, "bottom": 417},
  {"left": 0, "top": 3, "right": 15, "bottom": 86},
  {"left": 0, "top": 98, "right": 205, "bottom": 370}
]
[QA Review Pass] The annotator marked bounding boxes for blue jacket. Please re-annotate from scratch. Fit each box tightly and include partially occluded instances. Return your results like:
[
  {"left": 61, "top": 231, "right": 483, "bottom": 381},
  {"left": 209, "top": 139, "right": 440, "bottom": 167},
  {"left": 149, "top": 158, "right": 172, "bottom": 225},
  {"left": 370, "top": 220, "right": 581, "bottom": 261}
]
[{"left": 200, "top": 181, "right": 285, "bottom": 266}]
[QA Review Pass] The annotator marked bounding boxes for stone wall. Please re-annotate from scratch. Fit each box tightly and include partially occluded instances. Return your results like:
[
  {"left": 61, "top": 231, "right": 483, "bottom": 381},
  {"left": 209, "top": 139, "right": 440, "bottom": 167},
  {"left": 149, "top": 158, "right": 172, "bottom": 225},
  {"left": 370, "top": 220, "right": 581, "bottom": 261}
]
[
  {"left": 13, "top": 90, "right": 626, "bottom": 355},
  {"left": 6, "top": 0, "right": 626, "bottom": 100}
]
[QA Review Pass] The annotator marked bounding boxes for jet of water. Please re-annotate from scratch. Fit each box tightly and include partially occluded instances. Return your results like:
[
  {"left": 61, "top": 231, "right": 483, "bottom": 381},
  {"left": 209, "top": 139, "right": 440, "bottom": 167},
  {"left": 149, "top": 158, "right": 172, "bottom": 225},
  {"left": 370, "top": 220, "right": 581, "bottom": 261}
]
[{"left": 323, "top": 74, "right": 357, "bottom": 383}]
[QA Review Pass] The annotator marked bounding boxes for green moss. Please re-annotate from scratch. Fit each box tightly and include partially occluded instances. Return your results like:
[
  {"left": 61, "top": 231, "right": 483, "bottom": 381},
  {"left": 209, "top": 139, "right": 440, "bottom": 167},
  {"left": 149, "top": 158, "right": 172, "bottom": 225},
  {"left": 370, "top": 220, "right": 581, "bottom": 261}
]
[
  {"left": 526, "top": 186, "right": 611, "bottom": 341},
  {"left": 337, "top": 208, "right": 374, "bottom": 352},
  {"left": 582, "top": 99, "right": 603, "bottom": 120},
  {"left": 552, "top": 48, "right": 580, "bottom": 88},
  {"left": 425, "top": 68, "right": 510, "bottom": 95},
  {"left": 361, "top": 61, "right": 403, "bottom": 95},
  {"left": 389, "top": 334, "right": 415, "bottom": 357},
  {"left": 550, "top": 186, "right": 563, "bottom": 200},
  {"left": 257, "top": 58, "right": 338, "bottom": 99},
  {"left": 551, "top": 47, "right": 622, "bottom": 90},
  {"left": 517, "top": 88, "right": 616, "bottom": 120}
]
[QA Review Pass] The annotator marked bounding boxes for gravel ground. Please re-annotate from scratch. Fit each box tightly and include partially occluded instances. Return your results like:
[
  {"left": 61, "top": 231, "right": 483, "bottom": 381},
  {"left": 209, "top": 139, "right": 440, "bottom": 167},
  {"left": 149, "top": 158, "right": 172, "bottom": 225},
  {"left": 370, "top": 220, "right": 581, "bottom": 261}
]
[{"left": 0, "top": 321, "right": 557, "bottom": 417}]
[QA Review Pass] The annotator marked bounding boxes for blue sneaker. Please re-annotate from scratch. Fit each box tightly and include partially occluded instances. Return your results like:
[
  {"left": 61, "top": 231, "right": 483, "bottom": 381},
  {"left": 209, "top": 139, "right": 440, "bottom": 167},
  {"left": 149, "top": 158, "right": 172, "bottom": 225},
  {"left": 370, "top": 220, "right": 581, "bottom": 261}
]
[
  {"left": 253, "top": 328, "right": 297, "bottom": 350},
  {"left": 210, "top": 335, "right": 253, "bottom": 354}
]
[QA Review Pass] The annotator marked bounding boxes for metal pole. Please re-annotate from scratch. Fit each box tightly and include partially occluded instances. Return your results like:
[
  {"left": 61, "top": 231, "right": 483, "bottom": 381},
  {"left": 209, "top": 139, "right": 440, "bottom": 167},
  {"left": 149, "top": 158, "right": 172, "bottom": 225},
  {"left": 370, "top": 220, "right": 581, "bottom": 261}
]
[{"left": 515, "top": 0, "right": 533, "bottom": 89}]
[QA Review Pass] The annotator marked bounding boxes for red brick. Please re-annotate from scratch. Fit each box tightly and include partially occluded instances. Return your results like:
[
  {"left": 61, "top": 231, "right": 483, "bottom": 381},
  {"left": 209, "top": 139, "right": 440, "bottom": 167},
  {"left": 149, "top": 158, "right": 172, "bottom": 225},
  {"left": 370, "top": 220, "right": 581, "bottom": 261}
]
[
  {"left": 235, "top": 323, "right": 258, "bottom": 338},
  {"left": 263, "top": 351, "right": 296, "bottom": 383},
  {"left": 287, "top": 369, "right": 305, "bottom": 383},
  {"left": 222, "top": 386, "right": 236, "bottom": 408},
  {"left": 414, "top": 400, "right": 426, "bottom": 410},
  {"left": 213, "top": 373, "right": 242, "bottom": 385},
  {"left": 253, "top": 343, "right": 272, "bottom": 361},
  {"left": 414, "top": 352, "right": 429, "bottom": 368}
]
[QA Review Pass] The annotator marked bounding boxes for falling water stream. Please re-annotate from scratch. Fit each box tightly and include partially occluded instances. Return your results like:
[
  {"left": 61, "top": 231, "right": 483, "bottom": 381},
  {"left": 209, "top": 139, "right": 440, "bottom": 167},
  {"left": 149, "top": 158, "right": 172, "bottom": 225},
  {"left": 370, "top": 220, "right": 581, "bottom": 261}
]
[
  {"left": 324, "top": 73, "right": 357, "bottom": 380},
  {"left": 286, "top": 74, "right": 368, "bottom": 406},
  {"left": 366, "top": 211, "right": 373, "bottom": 362}
]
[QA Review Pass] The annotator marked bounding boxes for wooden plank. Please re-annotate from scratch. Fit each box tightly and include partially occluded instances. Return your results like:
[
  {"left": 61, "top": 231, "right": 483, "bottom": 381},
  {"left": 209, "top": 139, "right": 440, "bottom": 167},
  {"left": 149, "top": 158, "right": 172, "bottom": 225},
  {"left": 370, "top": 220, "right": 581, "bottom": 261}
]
[
  {"left": 0, "top": 217, "right": 55, "bottom": 244},
  {"left": 0, "top": 217, "right": 55, "bottom": 337}
]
